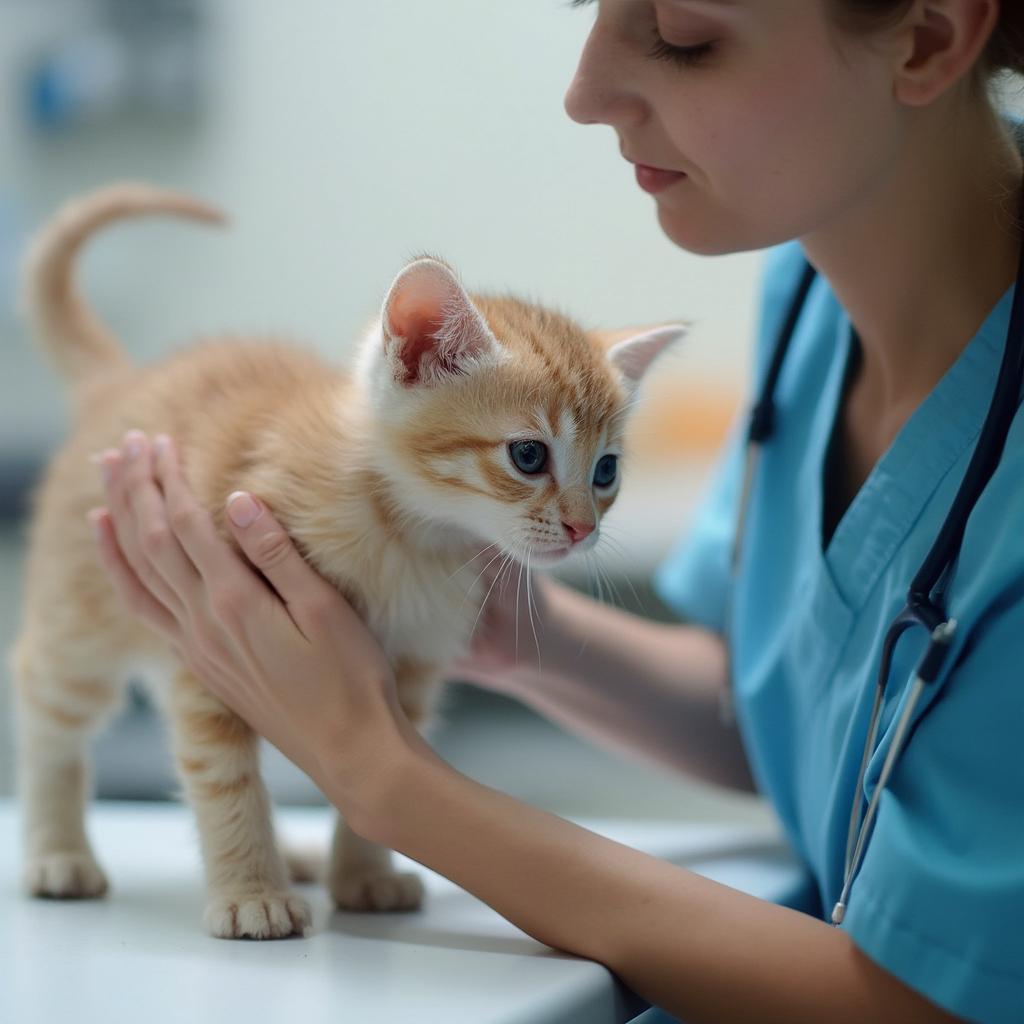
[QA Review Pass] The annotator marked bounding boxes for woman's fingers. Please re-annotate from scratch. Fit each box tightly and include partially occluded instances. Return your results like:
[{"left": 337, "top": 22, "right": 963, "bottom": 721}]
[
  {"left": 150, "top": 434, "right": 244, "bottom": 590},
  {"left": 89, "top": 506, "right": 180, "bottom": 640},
  {"left": 99, "top": 440, "right": 185, "bottom": 616},
  {"left": 151, "top": 436, "right": 333, "bottom": 639},
  {"left": 222, "top": 489, "right": 344, "bottom": 638},
  {"left": 107, "top": 431, "right": 203, "bottom": 611}
]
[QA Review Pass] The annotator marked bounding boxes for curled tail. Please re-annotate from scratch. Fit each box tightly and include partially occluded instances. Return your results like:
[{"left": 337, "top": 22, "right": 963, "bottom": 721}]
[{"left": 20, "top": 182, "right": 225, "bottom": 387}]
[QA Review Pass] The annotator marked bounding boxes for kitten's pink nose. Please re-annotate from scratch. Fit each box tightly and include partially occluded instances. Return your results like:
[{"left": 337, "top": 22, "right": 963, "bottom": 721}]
[{"left": 563, "top": 521, "right": 595, "bottom": 544}]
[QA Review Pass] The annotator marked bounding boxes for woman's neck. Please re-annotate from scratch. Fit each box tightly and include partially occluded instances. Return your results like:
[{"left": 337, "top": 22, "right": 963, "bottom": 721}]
[{"left": 800, "top": 100, "right": 1022, "bottom": 418}]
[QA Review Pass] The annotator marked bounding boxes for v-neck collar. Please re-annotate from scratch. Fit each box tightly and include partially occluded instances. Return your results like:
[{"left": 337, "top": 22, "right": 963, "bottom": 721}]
[{"left": 815, "top": 283, "right": 1016, "bottom": 612}]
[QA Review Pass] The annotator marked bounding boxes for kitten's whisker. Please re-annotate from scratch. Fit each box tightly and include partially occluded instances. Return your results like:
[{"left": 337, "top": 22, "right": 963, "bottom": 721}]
[
  {"left": 446, "top": 541, "right": 499, "bottom": 584},
  {"left": 576, "top": 554, "right": 594, "bottom": 658},
  {"left": 596, "top": 558, "right": 626, "bottom": 611},
  {"left": 456, "top": 544, "right": 508, "bottom": 619},
  {"left": 525, "top": 547, "right": 542, "bottom": 674},
  {"left": 460, "top": 544, "right": 507, "bottom": 599},
  {"left": 515, "top": 550, "right": 527, "bottom": 661},
  {"left": 468, "top": 549, "right": 516, "bottom": 643},
  {"left": 585, "top": 550, "right": 605, "bottom": 606},
  {"left": 593, "top": 535, "right": 649, "bottom": 614},
  {"left": 590, "top": 552, "right": 606, "bottom": 601}
]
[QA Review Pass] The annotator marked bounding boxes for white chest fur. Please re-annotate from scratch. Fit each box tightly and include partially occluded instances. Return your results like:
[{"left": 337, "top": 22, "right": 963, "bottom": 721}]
[{"left": 325, "top": 535, "right": 486, "bottom": 674}]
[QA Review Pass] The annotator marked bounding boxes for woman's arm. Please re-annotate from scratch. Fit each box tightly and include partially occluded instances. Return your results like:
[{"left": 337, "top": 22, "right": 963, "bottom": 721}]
[
  {"left": 91, "top": 431, "right": 960, "bottom": 1024},
  {"left": 513, "top": 581, "right": 754, "bottom": 792},
  {"left": 453, "top": 562, "right": 753, "bottom": 792},
  {"left": 345, "top": 748, "right": 961, "bottom": 1024}
]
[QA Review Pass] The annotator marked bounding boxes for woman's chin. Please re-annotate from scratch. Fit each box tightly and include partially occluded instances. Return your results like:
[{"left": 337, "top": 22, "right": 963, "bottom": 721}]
[{"left": 655, "top": 203, "right": 741, "bottom": 257}]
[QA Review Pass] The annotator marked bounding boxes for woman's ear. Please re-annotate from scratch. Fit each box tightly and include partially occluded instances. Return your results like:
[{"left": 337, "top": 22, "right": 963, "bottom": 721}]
[{"left": 891, "top": 0, "right": 999, "bottom": 106}]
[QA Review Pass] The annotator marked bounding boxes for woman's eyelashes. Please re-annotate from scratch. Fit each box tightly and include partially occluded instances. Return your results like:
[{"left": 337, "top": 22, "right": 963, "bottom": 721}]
[
  {"left": 568, "top": 0, "right": 718, "bottom": 68},
  {"left": 648, "top": 36, "right": 716, "bottom": 68}
]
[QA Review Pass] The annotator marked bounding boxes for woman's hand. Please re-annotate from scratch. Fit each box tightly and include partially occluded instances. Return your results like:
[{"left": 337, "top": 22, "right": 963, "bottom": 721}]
[{"left": 89, "top": 429, "right": 419, "bottom": 823}]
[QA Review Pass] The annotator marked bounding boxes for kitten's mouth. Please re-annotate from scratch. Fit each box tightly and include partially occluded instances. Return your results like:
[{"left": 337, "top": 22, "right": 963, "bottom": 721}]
[{"left": 529, "top": 546, "right": 571, "bottom": 566}]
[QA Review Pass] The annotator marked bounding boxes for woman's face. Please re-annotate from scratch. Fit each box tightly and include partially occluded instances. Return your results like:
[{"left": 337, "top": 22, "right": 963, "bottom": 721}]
[{"left": 564, "top": 0, "right": 908, "bottom": 255}]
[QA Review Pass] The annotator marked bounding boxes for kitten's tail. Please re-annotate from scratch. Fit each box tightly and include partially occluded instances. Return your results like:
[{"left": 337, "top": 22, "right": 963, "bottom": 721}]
[{"left": 20, "top": 182, "right": 225, "bottom": 387}]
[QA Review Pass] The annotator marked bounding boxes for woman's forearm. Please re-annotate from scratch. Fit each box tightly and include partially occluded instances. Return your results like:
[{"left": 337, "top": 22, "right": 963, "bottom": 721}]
[
  {"left": 513, "top": 580, "right": 755, "bottom": 792},
  {"left": 339, "top": 750, "right": 958, "bottom": 1024}
]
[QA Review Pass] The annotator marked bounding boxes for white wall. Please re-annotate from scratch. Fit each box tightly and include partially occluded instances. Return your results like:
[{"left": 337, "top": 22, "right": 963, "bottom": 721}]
[{"left": 0, "top": 0, "right": 763, "bottom": 459}]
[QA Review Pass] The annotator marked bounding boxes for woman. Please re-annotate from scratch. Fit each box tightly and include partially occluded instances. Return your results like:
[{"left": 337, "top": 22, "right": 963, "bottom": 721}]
[{"left": 89, "top": 2, "right": 1023, "bottom": 1020}]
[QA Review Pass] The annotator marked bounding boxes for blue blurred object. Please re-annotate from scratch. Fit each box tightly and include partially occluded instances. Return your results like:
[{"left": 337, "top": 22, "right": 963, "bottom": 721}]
[
  {"left": 27, "top": 31, "right": 125, "bottom": 131},
  {"left": 24, "top": 0, "right": 206, "bottom": 133}
]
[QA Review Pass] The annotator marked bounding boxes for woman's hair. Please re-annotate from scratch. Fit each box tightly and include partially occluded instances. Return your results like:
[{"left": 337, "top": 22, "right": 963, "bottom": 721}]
[{"left": 831, "top": 1, "right": 1024, "bottom": 80}]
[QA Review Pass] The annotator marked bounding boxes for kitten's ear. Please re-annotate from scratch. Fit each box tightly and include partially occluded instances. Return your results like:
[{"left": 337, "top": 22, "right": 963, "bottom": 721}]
[
  {"left": 381, "top": 258, "right": 500, "bottom": 387},
  {"left": 604, "top": 323, "right": 688, "bottom": 390}
]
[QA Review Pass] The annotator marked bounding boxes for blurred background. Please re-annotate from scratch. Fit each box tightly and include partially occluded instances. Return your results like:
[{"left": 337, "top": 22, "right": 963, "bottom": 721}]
[{"left": 0, "top": 0, "right": 886, "bottom": 827}]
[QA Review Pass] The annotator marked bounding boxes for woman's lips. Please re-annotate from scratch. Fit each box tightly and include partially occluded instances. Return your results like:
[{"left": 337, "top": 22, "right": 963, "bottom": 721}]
[{"left": 634, "top": 163, "right": 686, "bottom": 194}]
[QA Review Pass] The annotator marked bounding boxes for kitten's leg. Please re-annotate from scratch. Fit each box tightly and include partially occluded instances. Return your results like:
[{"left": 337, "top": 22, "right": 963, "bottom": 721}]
[
  {"left": 168, "top": 671, "right": 311, "bottom": 939},
  {"left": 327, "top": 816, "right": 425, "bottom": 912},
  {"left": 281, "top": 842, "right": 323, "bottom": 884},
  {"left": 11, "top": 645, "right": 117, "bottom": 899},
  {"left": 327, "top": 659, "right": 439, "bottom": 913}
]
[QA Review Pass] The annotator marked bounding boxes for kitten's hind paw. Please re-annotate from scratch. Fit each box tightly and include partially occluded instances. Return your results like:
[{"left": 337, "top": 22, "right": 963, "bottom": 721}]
[
  {"left": 205, "top": 890, "right": 312, "bottom": 940},
  {"left": 25, "top": 851, "right": 109, "bottom": 899},
  {"left": 330, "top": 869, "right": 424, "bottom": 913},
  {"left": 281, "top": 842, "right": 324, "bottom": 884}
]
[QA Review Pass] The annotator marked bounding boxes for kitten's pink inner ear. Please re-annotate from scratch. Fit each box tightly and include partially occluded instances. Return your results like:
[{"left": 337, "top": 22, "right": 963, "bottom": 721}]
[
  {"left": 386, "top": 282, "right": 450, "bottom": 384},
  {"left": 382, "top": 261, "right": 496, "bottom": 387}
]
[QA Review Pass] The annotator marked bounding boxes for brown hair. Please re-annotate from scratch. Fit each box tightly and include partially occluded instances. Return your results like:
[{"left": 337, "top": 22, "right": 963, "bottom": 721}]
[{"left": 831, "top": 1, "right": 1024, "bottom": 80}]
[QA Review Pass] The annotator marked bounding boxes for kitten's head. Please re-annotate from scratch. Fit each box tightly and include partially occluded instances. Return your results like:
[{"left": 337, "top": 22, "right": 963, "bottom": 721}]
[{"left": 356, "top": 257, "right": 685, "bottom": 566}]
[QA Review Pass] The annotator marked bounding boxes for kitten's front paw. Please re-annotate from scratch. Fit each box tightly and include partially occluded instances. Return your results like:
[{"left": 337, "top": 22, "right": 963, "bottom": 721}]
[
  {"left": 204, "top": 890, "right": 312, "bottom": 939},
  {"left": 330, "top": 869, "right": 424, "bottom": 912},
  {"left": 25, "top": 851, "right": 109, "bottom": 899}
]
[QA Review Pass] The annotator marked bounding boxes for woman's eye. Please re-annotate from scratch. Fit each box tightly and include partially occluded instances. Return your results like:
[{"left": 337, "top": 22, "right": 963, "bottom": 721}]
[
  {"left": 593, "top": 454, "right": 618, "bottom": 488},
  {"left": 648, "top": 37, "right": 715, "bottom": 68},
  {"left": 509, "top": 440, "right": 548, "bottom": 475}
]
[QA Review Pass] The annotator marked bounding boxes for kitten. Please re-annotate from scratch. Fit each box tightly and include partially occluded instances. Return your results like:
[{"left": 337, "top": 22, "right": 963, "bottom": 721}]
[{"left": 7, "top": 183, "right": 684, "bottom": 939}]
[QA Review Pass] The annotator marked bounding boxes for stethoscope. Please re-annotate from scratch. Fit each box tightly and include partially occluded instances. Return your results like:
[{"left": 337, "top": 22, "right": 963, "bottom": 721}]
[{"left": 727, "top": 228, "right": 1024, "bottom": 928}]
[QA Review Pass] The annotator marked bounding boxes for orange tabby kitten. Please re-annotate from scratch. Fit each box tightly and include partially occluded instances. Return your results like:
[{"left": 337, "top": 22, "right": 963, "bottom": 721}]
[{"left": 7, "top": 183, "right": 684, "bottom": 939}]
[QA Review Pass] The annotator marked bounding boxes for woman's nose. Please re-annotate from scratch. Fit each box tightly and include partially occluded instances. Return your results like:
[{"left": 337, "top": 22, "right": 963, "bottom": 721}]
[{"left": 563, "top": 22, "right": 647, "bottom": 130}]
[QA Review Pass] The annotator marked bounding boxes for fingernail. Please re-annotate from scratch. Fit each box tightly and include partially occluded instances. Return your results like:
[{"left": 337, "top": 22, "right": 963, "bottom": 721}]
[
  {"left": 227, "top": 491, "right": 261, "bottom": 528},
  {"left": 123, "top": 430, "right": 146, "bottom": 460},
  {"left": 99, "top": 450, "right": 121, "bottom": 485},
  {"left": 153, "top": 434, "right": 170, "bottom": 455},
  {"left": 86, "top": 507, "right": 105, "bottom": 536}
]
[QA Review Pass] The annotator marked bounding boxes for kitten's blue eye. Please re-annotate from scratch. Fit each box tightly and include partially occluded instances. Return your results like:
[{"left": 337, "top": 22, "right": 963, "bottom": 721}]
[
  {"left": 593, "top": 454, "right": 618, "bottom": 488},
  {"left": 509, "top": 440, "right": 548, "bottom": 475}
]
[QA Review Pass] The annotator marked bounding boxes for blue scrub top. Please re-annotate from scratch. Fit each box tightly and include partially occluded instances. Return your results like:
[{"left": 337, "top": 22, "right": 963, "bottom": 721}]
[{"left": 653, "top": 241, "right": 1024, "bottom": 1021}]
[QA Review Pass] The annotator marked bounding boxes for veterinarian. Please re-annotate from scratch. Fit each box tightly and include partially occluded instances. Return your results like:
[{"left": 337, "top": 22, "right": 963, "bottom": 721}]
[{"left": 89, "top": 1, "right": 1023, "bottom": 1021}]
